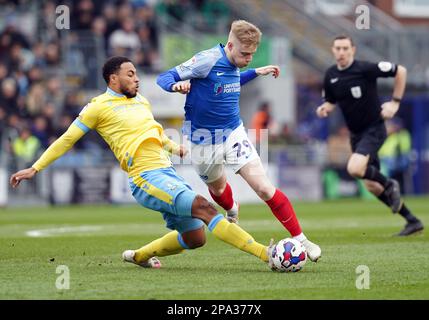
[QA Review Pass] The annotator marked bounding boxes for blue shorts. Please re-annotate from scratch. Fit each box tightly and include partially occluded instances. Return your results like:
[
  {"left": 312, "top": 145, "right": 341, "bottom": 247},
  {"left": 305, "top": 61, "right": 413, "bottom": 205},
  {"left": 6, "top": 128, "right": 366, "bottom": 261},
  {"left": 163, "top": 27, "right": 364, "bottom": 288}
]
[{"left": 129, "top": 167, "right": 204, "bottom": 234}]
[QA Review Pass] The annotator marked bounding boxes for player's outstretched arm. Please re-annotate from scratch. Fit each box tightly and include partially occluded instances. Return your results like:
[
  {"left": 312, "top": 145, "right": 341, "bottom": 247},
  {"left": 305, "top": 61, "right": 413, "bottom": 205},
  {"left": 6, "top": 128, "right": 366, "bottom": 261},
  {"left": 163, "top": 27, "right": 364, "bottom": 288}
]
[
  {"left": 255, "top": 65, "right": 280, "bottom": 78},
  {"left": 241, "top": 65, "right": 280, "bottom": 86},
  {"left": 381, "top": 65, "right": 407, "bottom": 120},
  {"left": 316, "top": 102, "right": 336, "bottom": 118},
  {"left": 9, "top": 124, "right": 86, "bottom": 188},
  {"left": 10, "top": 167, "right": 37, "bottom": 188}
]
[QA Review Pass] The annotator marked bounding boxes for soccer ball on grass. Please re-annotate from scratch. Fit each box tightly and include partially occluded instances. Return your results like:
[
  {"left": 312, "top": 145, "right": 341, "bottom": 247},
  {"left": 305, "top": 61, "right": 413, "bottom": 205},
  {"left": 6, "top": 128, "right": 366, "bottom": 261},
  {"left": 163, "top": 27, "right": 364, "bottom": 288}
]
[{"left": 270, "top": 238, "right": 307, "bottom": 272}]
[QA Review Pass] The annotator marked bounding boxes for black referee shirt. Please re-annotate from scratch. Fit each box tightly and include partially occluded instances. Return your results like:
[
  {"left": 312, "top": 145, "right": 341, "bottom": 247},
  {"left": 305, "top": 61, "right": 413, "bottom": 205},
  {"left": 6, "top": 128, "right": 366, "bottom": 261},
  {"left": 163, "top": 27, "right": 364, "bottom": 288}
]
[{"left": 322, "top": 60, "right": 398, "bottom": 134}]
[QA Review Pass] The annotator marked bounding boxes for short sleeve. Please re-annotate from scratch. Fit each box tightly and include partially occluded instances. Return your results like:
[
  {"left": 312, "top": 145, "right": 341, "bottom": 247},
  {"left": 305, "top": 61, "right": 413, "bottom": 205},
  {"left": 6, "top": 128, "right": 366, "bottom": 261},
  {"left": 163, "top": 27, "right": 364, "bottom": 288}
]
[{"left": 362, "top": 61, "right": 398, "bottom": 79}]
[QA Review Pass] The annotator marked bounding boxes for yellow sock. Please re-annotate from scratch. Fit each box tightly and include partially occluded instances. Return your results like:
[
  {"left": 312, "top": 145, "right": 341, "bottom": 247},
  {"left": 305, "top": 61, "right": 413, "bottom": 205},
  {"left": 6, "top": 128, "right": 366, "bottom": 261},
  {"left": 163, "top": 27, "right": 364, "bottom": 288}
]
[
  {"left": 134, "top": 230, "right": 185, "bottom": 263},
  {"left": 209, "top": 214, "right": 268, "bottom": 262}
]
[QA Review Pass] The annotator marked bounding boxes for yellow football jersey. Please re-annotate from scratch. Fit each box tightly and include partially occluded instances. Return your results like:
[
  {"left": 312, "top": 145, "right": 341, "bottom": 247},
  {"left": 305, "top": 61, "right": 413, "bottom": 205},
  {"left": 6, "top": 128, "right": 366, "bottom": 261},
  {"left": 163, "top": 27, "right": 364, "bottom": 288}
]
[{"left": 32, "top": 88, "right": 180, "bottom": 176}]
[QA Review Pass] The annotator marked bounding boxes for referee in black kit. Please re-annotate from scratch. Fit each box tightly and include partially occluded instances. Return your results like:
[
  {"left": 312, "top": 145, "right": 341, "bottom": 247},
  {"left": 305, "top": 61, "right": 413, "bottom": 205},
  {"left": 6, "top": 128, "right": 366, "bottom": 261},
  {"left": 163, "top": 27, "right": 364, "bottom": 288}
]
[{"left": 316, "top": 35, "right": 424, "bottom": 236}]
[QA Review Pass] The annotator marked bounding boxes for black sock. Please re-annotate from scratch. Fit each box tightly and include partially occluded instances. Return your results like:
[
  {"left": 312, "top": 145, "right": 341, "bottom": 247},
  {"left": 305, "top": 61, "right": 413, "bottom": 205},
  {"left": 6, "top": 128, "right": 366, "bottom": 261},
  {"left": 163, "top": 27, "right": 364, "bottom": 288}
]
[
  {"left": 378, "top": 192, "right": 417, "bottom": 223},
  {"left": 377, "top": 191, "right": 391, "bottom": 208},
  {"left": 363, "top": 165, "right": 389, "bottom": 187},
  {"left": 398, "top": 204, "right": 419, "bottom": 223}
]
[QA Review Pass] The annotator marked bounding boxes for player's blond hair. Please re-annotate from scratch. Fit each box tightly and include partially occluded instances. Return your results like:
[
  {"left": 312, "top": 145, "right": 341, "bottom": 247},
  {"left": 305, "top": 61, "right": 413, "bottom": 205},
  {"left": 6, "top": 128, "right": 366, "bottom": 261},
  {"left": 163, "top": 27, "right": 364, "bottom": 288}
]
[{"left": 229, "top": 20, "right": 262, "bottom": 47}]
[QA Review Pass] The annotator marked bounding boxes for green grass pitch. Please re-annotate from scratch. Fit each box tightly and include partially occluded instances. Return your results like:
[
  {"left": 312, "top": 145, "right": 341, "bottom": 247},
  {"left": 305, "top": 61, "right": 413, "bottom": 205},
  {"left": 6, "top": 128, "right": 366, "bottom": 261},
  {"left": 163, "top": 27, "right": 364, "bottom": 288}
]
[{"left": 1, "top": 197, "right": 428, "bottom": 299}]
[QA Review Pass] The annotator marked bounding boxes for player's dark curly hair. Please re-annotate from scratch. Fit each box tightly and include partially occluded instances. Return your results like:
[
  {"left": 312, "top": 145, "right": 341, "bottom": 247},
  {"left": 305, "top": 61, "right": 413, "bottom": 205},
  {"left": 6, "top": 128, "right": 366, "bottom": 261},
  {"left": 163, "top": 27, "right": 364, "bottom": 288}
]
[{"left": 102, "top": 56, "right": 132, "bottom": 84}]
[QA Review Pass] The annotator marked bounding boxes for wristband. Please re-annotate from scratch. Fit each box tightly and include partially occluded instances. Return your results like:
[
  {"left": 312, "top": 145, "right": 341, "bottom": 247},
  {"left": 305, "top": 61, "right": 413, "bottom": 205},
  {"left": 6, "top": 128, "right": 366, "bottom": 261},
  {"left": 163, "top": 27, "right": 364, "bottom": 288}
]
[{"left": 392, "top": 97, "right": 402, "bottom": 103}]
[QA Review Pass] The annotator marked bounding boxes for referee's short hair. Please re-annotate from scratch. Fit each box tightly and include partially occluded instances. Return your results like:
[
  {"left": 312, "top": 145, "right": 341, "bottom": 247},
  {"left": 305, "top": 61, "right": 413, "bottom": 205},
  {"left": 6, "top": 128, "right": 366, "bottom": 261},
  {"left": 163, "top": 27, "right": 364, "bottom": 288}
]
[
  {"left": 102, "top": 56, "right": 132, "bottom": 84},
  {"left": 332, "top": 35, "right": 354, "bottom": 46}
]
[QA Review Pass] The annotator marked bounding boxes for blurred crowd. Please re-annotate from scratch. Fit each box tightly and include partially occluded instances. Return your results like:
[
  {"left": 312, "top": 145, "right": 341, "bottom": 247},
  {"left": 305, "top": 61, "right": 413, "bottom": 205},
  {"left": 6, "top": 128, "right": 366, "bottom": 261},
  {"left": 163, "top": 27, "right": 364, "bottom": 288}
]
[
  {"left": 3, "top": 0, "right": 403, "bottom": 181},
  {"left": 0, "top": 0, "right": 228, "bottom": 168}
]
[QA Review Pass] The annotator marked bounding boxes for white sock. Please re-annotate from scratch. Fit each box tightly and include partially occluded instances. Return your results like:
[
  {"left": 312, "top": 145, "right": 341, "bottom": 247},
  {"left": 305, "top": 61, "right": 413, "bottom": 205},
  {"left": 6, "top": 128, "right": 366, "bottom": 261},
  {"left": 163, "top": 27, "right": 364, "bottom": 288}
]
[
  {"left": 293, "top": 233, "right": 307, "bottom": 242},
  {"left": 227, "top": 201, "right": 238, "bottom": 214}
]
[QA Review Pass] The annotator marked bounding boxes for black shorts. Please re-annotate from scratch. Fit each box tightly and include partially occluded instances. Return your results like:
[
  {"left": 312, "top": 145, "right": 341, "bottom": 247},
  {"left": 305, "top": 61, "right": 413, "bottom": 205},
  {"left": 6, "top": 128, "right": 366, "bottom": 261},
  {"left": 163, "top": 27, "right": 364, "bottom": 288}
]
[{"left": 350, "top": 121, "right": 387, "bottom": 169}]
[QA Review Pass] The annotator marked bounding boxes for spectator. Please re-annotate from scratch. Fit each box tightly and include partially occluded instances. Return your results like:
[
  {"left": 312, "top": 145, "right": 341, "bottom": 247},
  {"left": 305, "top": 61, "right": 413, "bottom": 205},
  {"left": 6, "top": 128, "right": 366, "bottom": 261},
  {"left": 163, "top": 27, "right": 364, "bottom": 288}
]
[
  {"left": 251, "top": 102, "right": 271, "bottom": 144},
  {"left": 379, "top": 118, "right": 412, "bottom": 194},
  {"left": 91, "top": 16, "right": 108, "bottom": 51},
  {"left": 72, "top": 0, "right": 95, "bottom": 30},
  {"left": 31, "top": 42, "right": 47, "bottom": 68},
  {"left": 25, "top": 82, "right": 46, "bottom": 117},
  {"left": 13, "top": 68, "right": 30, "bottom": 97},
  {"left": 0, "top": 77, "right": 19, "bottom": 116},
  {"left": 46, "top": 76, "right": 63, "bottom": 108},
  {"left": 274, "top": 123, "right": 303, "bottom": 145},
  {"left": 326, "top": 125, "right": 352, "bottom": 168},
  {"left": 0, "top": 16, "right": 30, "bottom": 49},
  {"left": 45, "top": 42, "right": 61, "bottom": 66},
  {"left": 136, "top": 25, "right": 155, "bottom": 70},
  {"left": 40, "top": 1, "right": 59, "bottom": 43},
  {"left": 102, "top": 3, "right": 120, "bottom": 40},
  {"left": 5, "top": 114, "right": 21, "bottom": 155},
  {"left": 109, "top": 19, "right": 140, "bottom": 61},
  {"left": 12, "top": 125, "right": 41, "bottom": 167},
  {"left": 27, "top": 66, "right": 44, "bottom": 85},
  {"left": 63, "top": 91, "right": 83, "bottom": 117},
  {"left": 135, "top": 5, "right": 158, "bottom": 48},
  {"left": 31, "top": 116, "right": 52, "bottom": 150},
  {"left": 116, "top": 2, "right": 133, "bottom": 22},
  {"left": 8, "top": 42, "right": 23, "bottom": 72}
]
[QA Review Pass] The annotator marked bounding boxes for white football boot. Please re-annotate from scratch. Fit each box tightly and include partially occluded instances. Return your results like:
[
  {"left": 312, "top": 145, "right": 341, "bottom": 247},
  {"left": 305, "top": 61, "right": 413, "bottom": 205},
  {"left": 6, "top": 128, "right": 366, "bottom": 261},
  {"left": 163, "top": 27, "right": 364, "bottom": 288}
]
[
  {"left": 122, "top": 250, "right": 161, "bottom": 269},
  {"left": 226, "top": 202, "right": 239, "bottom": 224},
  {"left": 301, "top": 239, "right": 321, "bottom": 262}
]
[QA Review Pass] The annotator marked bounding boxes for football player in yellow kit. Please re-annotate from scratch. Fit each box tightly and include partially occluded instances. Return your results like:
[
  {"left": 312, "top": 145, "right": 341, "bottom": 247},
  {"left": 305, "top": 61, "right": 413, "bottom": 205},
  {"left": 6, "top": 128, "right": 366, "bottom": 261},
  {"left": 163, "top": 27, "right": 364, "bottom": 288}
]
[{"left": 10, "top": 56, "right": 275, "bottom": 270}]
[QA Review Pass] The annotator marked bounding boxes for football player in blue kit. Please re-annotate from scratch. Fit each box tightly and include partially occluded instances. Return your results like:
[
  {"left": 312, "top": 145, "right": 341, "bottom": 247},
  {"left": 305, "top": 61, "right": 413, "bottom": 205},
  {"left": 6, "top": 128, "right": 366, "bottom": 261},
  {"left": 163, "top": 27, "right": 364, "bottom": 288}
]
[{"left": 157, "top": 20, "right": 321, "bottom": 262}]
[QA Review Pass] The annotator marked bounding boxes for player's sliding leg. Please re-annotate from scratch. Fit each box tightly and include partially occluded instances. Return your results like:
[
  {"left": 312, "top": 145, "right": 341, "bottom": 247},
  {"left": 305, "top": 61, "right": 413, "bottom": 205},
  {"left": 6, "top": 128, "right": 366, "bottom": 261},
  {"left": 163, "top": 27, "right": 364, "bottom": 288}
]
[
  {"left": 207, "top": 175, "right": 239, "bottom": 223},
  {"left": 191, "top": 195, "right": 268, "bottom": 262},
  {"left": 123, "top": 227, "right": 207, "bottom": 268},
  {"left": 125, "top": 168, "right": 208, "bottom": 268},
  {"left": 238, "top": 158, "right": 321, "bottom": 262},
  {"left": 125, "top": 167, "right": 270, "bottom": 268},
  {"left": 363, "top": 180, "right": 424, "bottom": 236},
  {"left": 123, "top": 230, "right": 186, "bottom": 268}
]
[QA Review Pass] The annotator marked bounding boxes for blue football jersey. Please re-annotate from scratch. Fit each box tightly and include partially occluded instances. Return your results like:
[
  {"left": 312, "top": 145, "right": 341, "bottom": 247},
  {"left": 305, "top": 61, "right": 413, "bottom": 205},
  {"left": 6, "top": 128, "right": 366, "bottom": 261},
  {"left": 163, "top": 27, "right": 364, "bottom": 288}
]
[{"left": 157, "top": 44, "right": 257, "bottom": 144}]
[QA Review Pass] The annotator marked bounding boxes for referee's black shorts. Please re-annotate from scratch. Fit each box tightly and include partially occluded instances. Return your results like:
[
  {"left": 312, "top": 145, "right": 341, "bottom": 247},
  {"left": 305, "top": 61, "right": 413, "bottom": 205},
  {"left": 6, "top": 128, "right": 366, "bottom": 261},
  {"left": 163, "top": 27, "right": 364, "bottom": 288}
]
[{"left": 350, "top": 121, "right": 387, "bottom": 169}]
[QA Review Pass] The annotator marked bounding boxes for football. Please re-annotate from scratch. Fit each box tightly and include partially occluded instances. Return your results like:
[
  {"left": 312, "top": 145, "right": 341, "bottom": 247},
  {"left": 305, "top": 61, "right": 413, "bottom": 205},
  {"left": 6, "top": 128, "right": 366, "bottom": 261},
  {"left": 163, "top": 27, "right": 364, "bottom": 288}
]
[{"left": 271, "top": 238, "right": 307, "bottom": 272}]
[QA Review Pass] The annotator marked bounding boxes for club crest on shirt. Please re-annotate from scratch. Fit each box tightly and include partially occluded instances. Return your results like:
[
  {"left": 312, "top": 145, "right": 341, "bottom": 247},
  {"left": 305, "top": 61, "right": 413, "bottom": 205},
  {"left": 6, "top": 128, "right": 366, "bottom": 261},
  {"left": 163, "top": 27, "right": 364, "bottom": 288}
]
[
  {"left": 351, "top": 86, "right": 362, "bottom": 98},
  {"left": 214, "top": 83, "right": 223, "bottom": 95}
]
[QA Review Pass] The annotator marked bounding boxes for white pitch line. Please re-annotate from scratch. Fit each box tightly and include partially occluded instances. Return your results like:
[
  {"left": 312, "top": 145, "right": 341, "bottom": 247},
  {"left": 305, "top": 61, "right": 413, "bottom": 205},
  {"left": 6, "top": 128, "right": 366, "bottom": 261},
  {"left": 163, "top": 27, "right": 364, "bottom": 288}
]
[
  {"left": 22, "top": 218, "right": 401, "bottom": 238},
  {"left": 26, "top": 225, "right": 103, "bottom": 237}
]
